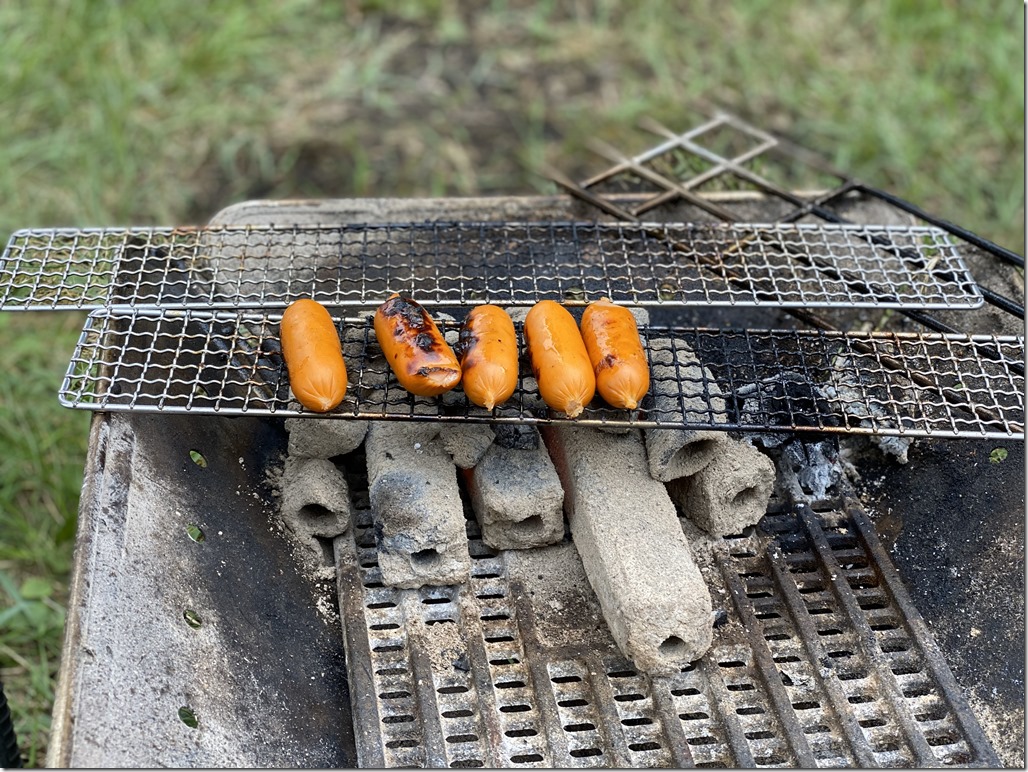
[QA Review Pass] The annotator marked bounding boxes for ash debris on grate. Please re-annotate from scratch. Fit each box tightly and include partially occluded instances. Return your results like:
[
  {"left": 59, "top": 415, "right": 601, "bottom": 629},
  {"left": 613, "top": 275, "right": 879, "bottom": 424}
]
[
  {"left": 751, "top": 432, "right": 849, "bottom": 505},
  {"left": 732, "top": 372, "right": 842, "bottom": 432}
]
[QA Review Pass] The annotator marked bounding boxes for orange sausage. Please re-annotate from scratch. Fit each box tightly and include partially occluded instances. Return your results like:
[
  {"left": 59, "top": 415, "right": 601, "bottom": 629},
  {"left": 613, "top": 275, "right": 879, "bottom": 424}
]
[
  {"left": 580, "top": 298, "right": 650, "bottom": 410},
  {"left": 457, "top": 305, "right": 519, "bottom": 410},
  {"left": 374, "top": 293, "right": 461, "bottom": 397},
  {"left": 280, "top": 298, "right": 348, "bottom": 412},
  {"left": 523, "top": 300, "right": 596, "bottom": 418}
]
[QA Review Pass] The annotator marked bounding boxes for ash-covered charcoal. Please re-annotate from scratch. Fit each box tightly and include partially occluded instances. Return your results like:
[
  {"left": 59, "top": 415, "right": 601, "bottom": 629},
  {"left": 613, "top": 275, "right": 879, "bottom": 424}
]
[
  {"left": 543, "top": 425, "right": 714, "bottom": 673},
  {"left": 644, "top": 337, "right": 729, "bottom": 482},
  {"left": 438, "top": 423, "right": 495, "bottom": 469},
  {"left": 278, "top": 456, "right": 352, "bottom": 569},
  {"left": 763, "top": 435, "right": 847, "bottom": 503},
  {"left": 821, "top": 353, "right": 913, "bottom": 464},
  {"left": 732, "top": 372, "right": 841, "bottom": 434},
  {"left": 364, "top": 422, "right": 471, "bottom": 588},
  {"left": 465, "top": 430, "right": 565, "bottom": 551},
  {"left": 493, "top": 423, "right": 540, "bottom": 450},
  {"left": 668, "top": 438, "right": 776, "bottom": 537},
  {"left": 285, "top": 417, "right": 368, "bottom": 460}
]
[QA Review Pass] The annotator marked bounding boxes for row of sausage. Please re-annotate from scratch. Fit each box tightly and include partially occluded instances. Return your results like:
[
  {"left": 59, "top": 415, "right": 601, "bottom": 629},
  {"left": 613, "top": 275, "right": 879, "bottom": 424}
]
[{"left": 280, "top": 294, "right": 650, "bottom": 416}]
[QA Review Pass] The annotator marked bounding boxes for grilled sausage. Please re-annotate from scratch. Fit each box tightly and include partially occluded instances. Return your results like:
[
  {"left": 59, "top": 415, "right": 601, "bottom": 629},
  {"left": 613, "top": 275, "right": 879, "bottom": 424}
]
[
  {"left": 280, "top": 298, "right": 348, "bottom": 412},
  {"left": 523, "top": 300, "right": 595, "bottom": 418},
  {"left": 374, "top": 293, "right": 461, "bottom": 397},
  {"left": 580, "top": 298, "right": 650, "bottom": 410},
  {"left": 457, "top": 305, "right": 519, "bottom": 410}
]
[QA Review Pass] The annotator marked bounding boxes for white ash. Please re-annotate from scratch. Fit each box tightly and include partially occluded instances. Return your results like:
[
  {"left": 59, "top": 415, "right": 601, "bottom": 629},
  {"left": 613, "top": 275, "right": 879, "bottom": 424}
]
[
  {"left": 285, "top": 417, "right": 368, "bottom": 460},
  {"left": 503, "top": 541, "right": 615, "bottom": 652},
  {"left": 433, "top": 311, "right": 460, "bottom": 349},
  {"left": 504, "top": 306, "right": 532, "bottom": 324},
  {"left": 821, "top": 353, "right": 912, "bottom": 464},
  {"left": 417, "top": 614, "right": 467, "bottom": 675}
]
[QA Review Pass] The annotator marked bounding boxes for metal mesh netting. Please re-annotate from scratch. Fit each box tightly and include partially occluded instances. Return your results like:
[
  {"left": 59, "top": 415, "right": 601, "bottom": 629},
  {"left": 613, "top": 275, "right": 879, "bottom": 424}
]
[
  {"left": 60, "top": 308, "right": 1023, "bottom": 439},
  {"left": 1, "top": 222, "right": 982, "bottom": 311}
]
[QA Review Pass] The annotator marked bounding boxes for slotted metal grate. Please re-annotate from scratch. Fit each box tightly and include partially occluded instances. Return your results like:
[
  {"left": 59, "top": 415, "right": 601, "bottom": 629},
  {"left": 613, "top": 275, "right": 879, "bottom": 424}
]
[
  {"left": 334, "top": 487, "right": 999, "bottom": 767},
  {"left": 0, "top": 222, "right": 983, "bottom": 310},
  {"left": 59, "top": 308, "right": 1024, "bottom": 439}
]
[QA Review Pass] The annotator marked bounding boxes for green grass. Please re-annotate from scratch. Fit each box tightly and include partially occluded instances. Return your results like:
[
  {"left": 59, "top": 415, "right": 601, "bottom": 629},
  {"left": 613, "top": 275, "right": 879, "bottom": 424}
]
[
  {"left": 0, "top": 314, "right": 89, "bottom": 766},
  {"left": 0, "top": 0, "right": 1022, "bottom": 763}
]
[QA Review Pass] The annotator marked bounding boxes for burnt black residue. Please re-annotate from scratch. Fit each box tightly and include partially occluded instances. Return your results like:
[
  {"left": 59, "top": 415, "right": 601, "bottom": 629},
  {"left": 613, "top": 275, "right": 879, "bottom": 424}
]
[
  {"left": 380, "top": 295, "right": 430, "bottom": 331},
  {"left": 416, "top": 365, "right": 459, "bottom": 378},
  {"left": 382, "top": 295, "right": 451, "bottom": 355},
  {"left": 494, "top": 424, "right": 539, "bottom": 450},
  {"left": 412, "top": 332, "right": 437, "bottom": 351},
  {"left": 857, "top": 437, "right": 1025, "bottom": 759},
  {"left": 455, "top": 324, "right": 476, "bottom": 360}
]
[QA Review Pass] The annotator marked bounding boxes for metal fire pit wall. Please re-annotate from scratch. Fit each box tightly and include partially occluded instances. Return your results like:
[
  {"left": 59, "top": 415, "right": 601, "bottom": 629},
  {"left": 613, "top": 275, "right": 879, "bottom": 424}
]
[{"left": 47, "top": 195, "right": 1020, "bottom": 768}]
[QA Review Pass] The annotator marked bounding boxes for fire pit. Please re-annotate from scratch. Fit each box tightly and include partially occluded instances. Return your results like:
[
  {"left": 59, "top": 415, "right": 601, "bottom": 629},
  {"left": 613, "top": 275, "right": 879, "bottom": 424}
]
[{"left": 1, "top": 112, "right": 1021, "bottom": 767}]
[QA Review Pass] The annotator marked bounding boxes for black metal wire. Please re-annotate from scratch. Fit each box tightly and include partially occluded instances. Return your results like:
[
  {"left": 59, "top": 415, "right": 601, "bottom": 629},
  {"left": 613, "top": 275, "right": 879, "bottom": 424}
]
[
  {"left": 857, "top": 183, "right": 1025, "bottom": 269},
  {"left": 0, "top": 680, "right": 22, "bottom": 768}
]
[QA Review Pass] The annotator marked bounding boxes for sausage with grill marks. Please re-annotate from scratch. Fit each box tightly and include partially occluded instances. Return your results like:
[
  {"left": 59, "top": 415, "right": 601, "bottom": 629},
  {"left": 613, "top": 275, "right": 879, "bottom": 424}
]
[
  {"left": 280, "top": 298, "right": 348, "bottom": 412},
  {"left": 457, "top": 304, "right": 519, "bottom": 410},
  {"left": 524, "top": 300, "right": 595, "bottom": 418},
  {"left": 580, "top": 298, "right": 650, "bottom": 410},
  {"left": 374, "top": 293, "right": 462, "bottom": 397}
]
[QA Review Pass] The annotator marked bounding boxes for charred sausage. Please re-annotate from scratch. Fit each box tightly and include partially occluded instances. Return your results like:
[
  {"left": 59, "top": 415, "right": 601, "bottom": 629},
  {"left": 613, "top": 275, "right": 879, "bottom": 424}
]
[
  {"left": 523, "top": 300, "right": 595, "bottom": 418},
  {"left": 457, "top": 305, "right": 519, "bottom": 410},
  {"left": 580, "top": 298, "right": 650, "bottom": 410},
  {"left": 280, "top": 298, "right": 348, "bottom": 412},
  {"left": 374, "top": 293, "right": 461, "bottom": 397}
]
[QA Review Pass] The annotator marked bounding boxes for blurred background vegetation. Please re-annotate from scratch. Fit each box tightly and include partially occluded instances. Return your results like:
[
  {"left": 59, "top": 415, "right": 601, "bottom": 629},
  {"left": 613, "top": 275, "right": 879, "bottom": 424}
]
[{"left": 0, "top": 0, "right": 1023, "bottom": 764}]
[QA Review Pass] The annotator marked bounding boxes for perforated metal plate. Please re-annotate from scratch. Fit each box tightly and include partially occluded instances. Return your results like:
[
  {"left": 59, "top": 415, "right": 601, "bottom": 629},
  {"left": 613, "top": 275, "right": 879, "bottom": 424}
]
[
  {"left": 0, "top": 222, "right": 982, "bottom": 310},
  {"left": 59, "top": 308, "right": 1024, "bottom": 439},
  {"left": 334, "top": 484, "right": 998, "bottom": 767}
]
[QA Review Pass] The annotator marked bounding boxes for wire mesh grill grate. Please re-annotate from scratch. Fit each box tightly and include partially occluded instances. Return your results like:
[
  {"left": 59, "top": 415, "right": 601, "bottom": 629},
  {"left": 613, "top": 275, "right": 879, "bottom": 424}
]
[
  {"left": 1, "top": 222, "right": 982, "bottom": 311},
  {"left": 60, "top": 308, "right": 1024, "bottom": 439}
]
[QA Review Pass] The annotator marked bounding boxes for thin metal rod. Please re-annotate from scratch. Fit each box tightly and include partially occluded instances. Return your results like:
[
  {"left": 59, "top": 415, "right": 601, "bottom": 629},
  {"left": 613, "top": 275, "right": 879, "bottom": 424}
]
[{"left": 857, "top": 184, "right": 1025, "bottom": 269}]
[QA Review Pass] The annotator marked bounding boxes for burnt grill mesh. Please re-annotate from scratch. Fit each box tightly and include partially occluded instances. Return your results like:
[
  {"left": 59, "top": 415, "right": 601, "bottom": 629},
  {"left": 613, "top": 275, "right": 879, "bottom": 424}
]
[
  {"left": 333, "top": 494, "right": 998, "bottom": 768},
  {"left": 59, "top": 308, "right": 1024, "bottom": 439},
  {"left": 0, "top": 222, "right": 983, "bottom": 310}
]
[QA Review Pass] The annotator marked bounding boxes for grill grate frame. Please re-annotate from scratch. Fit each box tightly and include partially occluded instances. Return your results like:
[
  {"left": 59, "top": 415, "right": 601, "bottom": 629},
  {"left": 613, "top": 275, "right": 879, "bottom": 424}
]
[
  {"left": 0, "top": 222, "right": 984, "bottom": 311},
  {"left": 59, "top": 307, "right": 1024, "bottom": 439},
  {"left": 333, "top": 491, "right": 1000, "bottom": 768}
]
